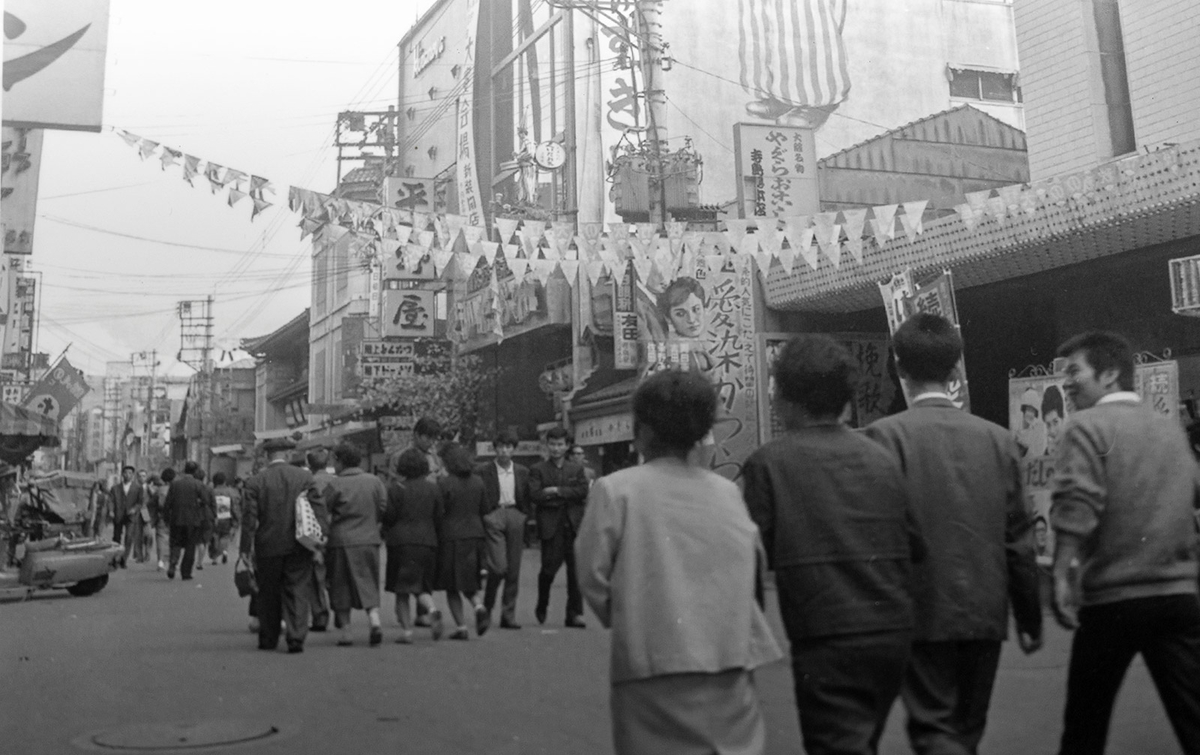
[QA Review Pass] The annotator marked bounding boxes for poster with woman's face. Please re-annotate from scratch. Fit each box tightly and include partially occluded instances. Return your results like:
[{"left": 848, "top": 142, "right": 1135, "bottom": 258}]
[
  {"left": 637, "top": 268, "right": 714, "bottom": 375},
  {"left": 1008, "top": 375, "right": 1074, "bottom": 567}
]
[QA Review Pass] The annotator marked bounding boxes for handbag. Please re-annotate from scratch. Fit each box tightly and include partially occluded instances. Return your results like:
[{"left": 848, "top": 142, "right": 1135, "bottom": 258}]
[
  {"left": 295, "top": 492, "right": 326, "bottom": 553},
  {"left": 234, "top": 554, "right": 257, "bottom": 597}
]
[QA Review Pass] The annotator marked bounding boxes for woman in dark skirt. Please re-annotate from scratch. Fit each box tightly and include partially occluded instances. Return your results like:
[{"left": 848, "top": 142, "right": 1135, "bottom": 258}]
[
  {"left": 382, "top": 448, "right": 445, "bottom": 643},
  {"left": 324, "top": 442, "right": 389, "bottom": 646},
  {"left": 436, "top": 442, "right": 496, "bottom": 640}
]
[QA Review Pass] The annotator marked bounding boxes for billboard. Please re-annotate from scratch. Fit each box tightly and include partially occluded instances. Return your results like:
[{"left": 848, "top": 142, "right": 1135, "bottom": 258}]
[
  {"left": 1, "top": 127, "right": 44, "bottom": 254},
  {"left": 381, "top": 286, "right": 436, "bottom": 338},
  {"left": 734, "top": 123, "right": 819, "bottom": 218},
  {"left": 2, "top": 0, "right": 111, "bottom": 132}
]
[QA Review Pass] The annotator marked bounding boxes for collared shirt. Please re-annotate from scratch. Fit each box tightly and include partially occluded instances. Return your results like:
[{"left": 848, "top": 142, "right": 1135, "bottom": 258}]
[
  {"left": 123, "top": 481, "right": 132, "bottom": 495},
  {"left": 496, "top": 461, "right": 516, "bottom": 505},
  {"left": 1097, "top": 391, "right": 1140, "bottom": 405},
  {"left": 912, "top": 391, "right": 954, "bottom": 404}
]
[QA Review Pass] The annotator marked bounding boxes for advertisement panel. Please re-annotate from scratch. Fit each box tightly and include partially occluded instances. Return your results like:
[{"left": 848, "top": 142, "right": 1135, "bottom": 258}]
[
  {"left": 612, "top": 261, "right": 638, "bottom": 369},
  {"left": 451, "top": 255, "right": 570, "bottom": 353},
  {"left": 381, "top": 286, "right": 436, "bottom": 338},
  {"left": 1, "top": 127, "right": 43, "bottom": 255},
  {"left": 22, "top": 357, "right": 90, "bottom": 421},
  {"left": 733, "top": 123, "right": 819, "bottom": 218},
  {"left": 2, "top": 0, "right": 111, "bottom": 132},
  {"left": 879, "top": 269, "right": 970, "bottom": 411}
]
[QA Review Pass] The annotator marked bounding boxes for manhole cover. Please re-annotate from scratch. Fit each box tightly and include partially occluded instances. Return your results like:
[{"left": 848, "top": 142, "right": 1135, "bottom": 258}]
[{"left": 77, "top": 720, "right": 280, "bottom": 751}]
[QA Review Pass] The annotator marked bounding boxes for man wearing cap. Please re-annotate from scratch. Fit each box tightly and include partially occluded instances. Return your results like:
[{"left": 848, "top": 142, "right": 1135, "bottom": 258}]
[
  {"left": 241, "top": 436, "right": 327, "bottom": 653},
  {"left": 109, "top": 465, "right": 145, "bottom": 568}
]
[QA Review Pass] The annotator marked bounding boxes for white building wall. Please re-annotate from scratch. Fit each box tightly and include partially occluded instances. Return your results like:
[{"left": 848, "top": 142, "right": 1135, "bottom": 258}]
[
  {"left": 308, "top": 227, "right": 371, "bottom": 411},
  {"left": 1120, "top": 0, "right": 1200, "bottom": 151}
]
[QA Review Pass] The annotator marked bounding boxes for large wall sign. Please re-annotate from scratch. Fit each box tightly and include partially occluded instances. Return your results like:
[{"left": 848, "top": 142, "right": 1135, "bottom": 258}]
[
  {"left": 3, "top": 0, "right": 111, "bottom": 132},
  {"left": 1, "top": 127, "right": 43, "bottom": 254}
]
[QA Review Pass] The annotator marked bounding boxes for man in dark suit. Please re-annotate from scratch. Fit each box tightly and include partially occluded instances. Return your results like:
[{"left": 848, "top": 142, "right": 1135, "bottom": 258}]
[
  {"left": 864, "top": 313, "right": 1043, "bottom": 755},
  {"left": 240, "top": 437, "right": 327, "bottom": 654},
  {"left": 108, "top": 465, "right": 145, "bottom": 568},
  {"left": 162, "top": 461, "right": 214, "bottom": 581},
  {"left": 476, "top": 430, "right": 532, "bottom": 631},
  {"left": 529, "top": 426, "right": 590, "bottom": 628}
]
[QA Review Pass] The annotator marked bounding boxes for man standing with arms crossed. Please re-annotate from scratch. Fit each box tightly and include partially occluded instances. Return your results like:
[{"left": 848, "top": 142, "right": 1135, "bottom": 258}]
[
  {"left": 477, "top": 431, "right": 532, "bottom": 630},
  {"left": 865, "top": 313, "right": 1042, "bottom": 755},
  {"left": 530, "top": 427, "right": 589, "bottom": 628},
  {"left": 1050, "top": 331, "right": 1200, "bottom": 755}
]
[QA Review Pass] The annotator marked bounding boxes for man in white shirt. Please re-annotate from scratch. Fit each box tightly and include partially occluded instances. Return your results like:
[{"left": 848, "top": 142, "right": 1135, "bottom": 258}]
[{"left": 476, "top": 431, "right": 532, "bottom": 630}]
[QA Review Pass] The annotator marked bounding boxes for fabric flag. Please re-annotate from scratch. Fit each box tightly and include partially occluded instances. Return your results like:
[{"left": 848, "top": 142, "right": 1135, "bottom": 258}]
[
  {"left": 250, "top": 176, "right": 273, "bottom": 196},
  {"left": 116, "top": 129, "right": 141, "bottom": 148},
  {"left": 478, "top": 240, "right": 500, "bottom": 266},
  {"left": 288, "top": 186, "right": 304, "bottom": 212},
  {"left": 608, "top": 221, "right": 630, "bottom": 244},
  {"left": 530, "top": 259, "right": 557, "bottom": 285},
  {"left": 137, "top": 139, "right": 159, "bottom": 160},
  {"left": 574, "top": 235, "right": 596, "bottom": 261},
  {"left": 559, "top": 260, "right": 580, "bottom": 287},
  {"left": 205, "top": 163, "right": 227, "bottom": 194},
  {"left": 392, "top": 223, "right": 413, "bottom": 247},
  {"left": 899, "top": 200, "right": 928, "bottom": 243},
  {"left": 754, "top": 251, "right": 775, "bottom": 278},
  {"left": 840, "top": 208, "right": 868, "bottom": 264},
  {"left": 1018, "top": 189, "right": 1039, "bottom": 217},
  {"left": 227, "top": 187, "right": 247, "bottom": 207},
  {"left": 495, "top": 217, "right": 520, "bottom": 244},
  {"left": 299, "top": 217, "right": 323, "bottom": 240},
  {"left": 738, "top": 0, "right": 849, "bottom": 110},
  {"left": 632, "top": 256, "right": 654, "bottom": 284},
  {"left": 985, "top": 196, "right": 1007, "bottom": 225},
  {"left": 224, "top": 168, "right": 247, "bottom": 189},
  {"left": 157, "top": 147, "right": 181, "bottom": 172},
  {"left": 490, "top": 269, "right": 505, "bottom": 339},
  {"left": 724, "top": 219, "right": 749, "bottom": 251},
  {"left": 380, "top": 238, "right": 403, "bottom": 259},
  {"left": 502, "top": 242, "right": 522, "bottom": 262},
  {"left": 507, "top": 257, "right": 530, "bottom": 281},
  {"left": 955, "top": 203, "right": 979, "bottom": 232},
  {"left": 182, "top": 155, "right": 202, "bottom": 186},
  {"left": 416, "top": 230, "right": 436, "bottom": 251},
  {"left": 251, "top": 195, "right": 272, "bottom": 220},
  {"left": 782, "top": 216, "right": 818, "bottom": 271},
  {"left": 585, "top": 261, "right": 608, "bottom": 287},
  {"left": 430, "top": 248, "right": 454, "bottom": 276},
  {"left": 757, "top": 225, "right": 783, "bottom": 257},
  {"left": 813, "top": 213, "right": 842, "bottom": 269},
  {"left": 462, "top": 225, "right": 486, "bottom": 245},
  {"left": 964, "top": 189, "right": 990, "bottom": 212},
  {"left": 869, "top": 204, "right": 898, "bottom": 246},
  {"left": 580, "top": 221, "right": 604, "bottom": 245},
  {"left": 412, "top": 211, "right": 432, "bottom": 231},
  {"left": 997, "top": 184, "right": 1023, "bottom": 215},
  {"left": 777, "top": 244, "right": 797, "bottom": 276},
  {"left": 444, "top": 214, "right": 467, "bottom": 248}
]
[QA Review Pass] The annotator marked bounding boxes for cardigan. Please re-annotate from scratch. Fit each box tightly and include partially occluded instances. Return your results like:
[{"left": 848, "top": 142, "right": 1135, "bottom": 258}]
[
  {"left": 382, "top": 477, "right": 442, "bottom": 548},
  {"left": 324, "top": 467, "right": 387, "bottom": 548}
]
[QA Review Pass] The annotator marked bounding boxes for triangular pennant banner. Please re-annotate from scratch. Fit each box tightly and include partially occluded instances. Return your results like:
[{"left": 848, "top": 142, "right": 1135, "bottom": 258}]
[
  {"left": 507, "top": 257, "right": 530, "bottom": 281},
  {"left": 117, "top": 130, "right": 141, "bottom": 148},
  {"left": 899, "top": 200, "right": 928, "bottom": 243},
  {"left": 205, "top": 163, "right": 227, "bottom": 194},
  {"left": 251, "top": 196, "right": 272, "bottom": 220},
  {"left": 985, "top": 196, "right": 1007, "bottom": 225},
  {"left": 813, "top": 213, "right": 842, "bottom": 269},
  {"left": 558, "top": 260, "right": 580, "bottom": 286},
  {"left": 393, "top": 223, "right": 413, "bottom": 246},
  {"left": 737, "top": 232, "right": 760, "bottom": 257},
  {"left": 964, "top": 190, "right": 990, "bottom": 211},
  {"left": 530, "top": 259, "right": 557, "bottom": 285},
  {"left": 869, "top": 204, "right": 898, "bottom": 246},
  {"left": 495, "top": 217, "right": 519, "bottom": 244},
  {"left": 227, "top": 187, "right": 247, "bottom": 207},
  {"left": 632, "top": 256, "right": 653, "bottom": 283},
  {"left": 299, "top": 217, "right": 323, "bottom": 241},
  {"left": 840, "top": 208, "right": 868, "bottom": 264},
  {"left": 182, "top": 155, "right": 201, "bottom": 186},
  {"left": 250, "top": 176, "right": 272, "bottom": 195},
  {"left": 585, "top": 261, "right": 608, "bottom": 286},
  {"left": 224, "top": 168, "right": 248, "bottom": 188},
  {"left": 380, "top": 239, "right": 403, "bottom": 258},
  {"left": 955, "top": 203, "right": 979, "bottom": 232},
  {"left": 754, "top": 252, "right": 775, "bottom": 278},
  {"left": 462, "top": 225, "right": 486, "bottom": 245},
  {"left": 724, "top": 219, "right": 749, "bottom": 251},
  {"left": 777, "top": 245, "right": 797, "bottom": 276},
  {"left": 479, "top": 240, "right": 500, "bottom": 265}
]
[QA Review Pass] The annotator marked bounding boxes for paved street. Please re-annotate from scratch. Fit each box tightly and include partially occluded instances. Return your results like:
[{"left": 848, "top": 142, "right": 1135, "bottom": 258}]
[{"left": 1, "top": 552, "right": 1181, "bottom": 754}]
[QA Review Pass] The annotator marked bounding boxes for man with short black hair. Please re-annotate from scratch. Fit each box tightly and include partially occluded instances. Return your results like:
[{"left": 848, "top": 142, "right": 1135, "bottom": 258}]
[
  {"left": 530, "top": 426, "right": 590, "bottom": 628},
  {"left": 1050, "top": 331, "right": 1200, "bottom": 754},
  {"left": 865, "top": 313, "right": 1042, "bottom": 755},
  {"left": 477, "top": 431, "right": 532, "bottom": 630},
  {"left": 163, "top": 460, "right": 215, "bottom": 580},
  {"left": 305, "top": 448, "right": 335, "bottom": 632},
  {"left": 109, "top": 465, "right": 145, "bottom": 567}
]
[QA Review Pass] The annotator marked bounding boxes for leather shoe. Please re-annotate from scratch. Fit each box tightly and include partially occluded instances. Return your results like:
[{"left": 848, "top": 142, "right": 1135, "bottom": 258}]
[
  {"left": 475, "top": 604, "right": 491, "bottom": 636},
  {"left": 309, "top": 623, "right": 327, "bottom": 633},
  {"left": 500, "top": 620, "right": 522, "bottom": 630},
  {"left": 286, "top": 642, "right": 304, "bottom": 654},
  {"left": 535, "top": 605, "right": 547, "bottom": 625},
  {"left": 258, "top": 641, "right": 277, "bottom": 651},
  {"left": 369, "top": 627, "right": 383, "bottom": 646},
  {"left": 565, "top": 616, "right": 587, "bottom": 629}
]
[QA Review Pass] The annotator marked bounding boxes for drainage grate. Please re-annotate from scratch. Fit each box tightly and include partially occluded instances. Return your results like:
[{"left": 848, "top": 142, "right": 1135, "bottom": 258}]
[{"left": 75, "top": 721, "right": 281, "bottom": 752}]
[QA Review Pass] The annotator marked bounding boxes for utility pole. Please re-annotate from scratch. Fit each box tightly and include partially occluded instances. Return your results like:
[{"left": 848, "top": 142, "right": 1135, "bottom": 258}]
[
  {"left": 178, "top": 298, "right": 215, "bottom": 466},
  {"left": 636, "top": 0, "right": 670, "bottom": 228}
]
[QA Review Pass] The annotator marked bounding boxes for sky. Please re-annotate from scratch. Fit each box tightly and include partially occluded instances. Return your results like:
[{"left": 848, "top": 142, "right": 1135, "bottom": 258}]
[{"left": 23, "top": 0, "right": 432, "bottom": 377}]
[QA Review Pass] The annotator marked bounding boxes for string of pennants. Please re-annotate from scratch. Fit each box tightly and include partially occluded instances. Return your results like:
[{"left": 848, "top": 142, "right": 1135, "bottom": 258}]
[{"left": 113, "top": 128, "right": 932, "bottom": 284}]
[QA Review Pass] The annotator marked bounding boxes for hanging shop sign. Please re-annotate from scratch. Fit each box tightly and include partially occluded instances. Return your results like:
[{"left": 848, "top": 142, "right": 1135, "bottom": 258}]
[
  {"left": 415, "top": 36, "right": 446, "bottom": 77},
  {"left": 381, "top": 288, "right": 436, "bottom": 338},
  {"left": 573, "top": 413, "right": 634, "bottom": 446},
  {"left": 453, "top": 254, "right": 570, "bottom": 353},
  {"left": 21, "top": 356, "right": 90, "bottom": 421},
  {"left": 612, "top": 261, "right": 639, "bottom": 369},
  {"left": 534, "top": 141, "right": 567, "bottom": 171},
  {"left": 733, "top": 123, "right": 819, "bottom": 219},
  {"left": 878, "top": 269, "right": 971, "bottom": 411},
  {"left": 382, "top": 176, "right": 437, "bottom": 214},
  {"left": 1, "top": 127, "right": 44, "bottom": 255},
  {"left": 356, "top": 338, "right": 449, "bottom": 382},
  {"left": 3, "top": 0, "right": 111, "bottom": 132}
]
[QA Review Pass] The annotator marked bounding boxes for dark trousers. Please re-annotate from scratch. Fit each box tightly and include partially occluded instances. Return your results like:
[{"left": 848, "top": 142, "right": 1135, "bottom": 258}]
[
  {"left": 790, "top": 630, "right": 911, "bottom": 755},
  {"left": 902, "top": 639, "right": 1002, "bottom": 755},
  {"left": 537, "top": 522, "right": 582, "bottom": 621},
  {"left": 255, "top": 549, "right": 314, "bottom": 650},
  {"left": 484, "top": 507, "right": 527, "bottom": 623},
  {"left": 1060, "top": 593, "right": 1200, "bottom": 755},
  {"left": 112, "top": 518, "right": 130, "bottom": 562},
  {"left": 308, "top": 556, "right": 329, "bottom": 628},
  {"left": 168, "top": 525, "right": 201, "bottom": 578}
]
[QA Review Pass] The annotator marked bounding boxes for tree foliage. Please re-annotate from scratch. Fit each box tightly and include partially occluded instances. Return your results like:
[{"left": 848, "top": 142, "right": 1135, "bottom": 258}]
[{"left": 360, "top": 348, "right": 500, "bottom": 444}]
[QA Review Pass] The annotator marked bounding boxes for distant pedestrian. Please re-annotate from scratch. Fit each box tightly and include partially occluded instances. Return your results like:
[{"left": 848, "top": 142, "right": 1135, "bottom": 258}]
[
  {"left": 209, "top": 472, "right": 240, "bottom": 565},
  {"left": 865, "top": 313, "right": 1043, "bottom": 755},
  {"left": 150, "top": 468, "right": 174, "bottom": 571},
  {"left": 192, "top": 468, "right": 211, "bottom": 571},
  {"left": 136, "top": 469, "right": 153, "bottom": 560},
  {"left": 109, "top": 465, "right": 145, "bottom": 568},
  {"left": 324, "top": 442, "right": 388, "bottom": 647},
  {"left": 382, "top": 448, "right": 445, "bottom": 643},
  {"left": 406, "top": 416, "right": 447, "bottom": 629},
  {"left": 1050, "top": 331, "right": 1200, "bottom": 755},
  {"left": 241, "top": 437, "right": 327, "bottom": 653},
  {"left": 163, "top": 461, "right": 215, "bottom": 581},
  {"left": 436, "top": 442, "right": 494, "bottom": 640},
  {"left": 530, "top": 427, "right": 589, "bottom": 628},
  {"left": 305, "top": 448, "right": 336, "bottom": 633},
  {"left": 576, "top": 369, "right": 782, "bottom": 755},
  {"left": 568, "top": 445, "right": 597, "bottom": 486},
  {"left": 478, "top": 431, "right": 532, "bottom": 630},
  {"left": 744, "top": 335, "right": 925, "bottom": 754}
]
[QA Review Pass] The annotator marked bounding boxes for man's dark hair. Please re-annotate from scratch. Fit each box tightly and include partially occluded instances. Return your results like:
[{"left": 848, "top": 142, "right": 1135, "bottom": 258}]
[
  {"left": 122, "top": 465, "right": 135, "bottom": 473},
  {"left": 493, "top": 430, "right": 519, "bottom": 448},
  {"left": 306, "top": 448, "right": 329, "bottom": 472},
  {"left": 194, "top": 469, "right": 206, "bottom": 482},
  {"left": 183, "top": 460, "right": 199, "bottom": 475},
  {"left": 211, "top": 472, "right": 226, "bottom": 486},
  {"left": 413, "top": 417, "right": 442, "bottom": 438},
  {"left": 1056, "top": 331, "right": 1135, "bottom": 391},
  {"left": 439, "top": 442, "right": 475, "bottom": 477},
  {"left": 1041, "top": 384, "right": 1065, "bottom": 419},
  {"left": 773, "top": 334, "right": 858, "bottom": 418},
  {"left": 893, "top": 313, "right": 963, "bottom": 384},
  {"left": 332, "top": 442, "right": 364, "bottom": 470},
  {"left": 632, "top": 369, "right": 717, "bottom": 451},
  {"left": 545, "top": 426, "right": 570, "bottom": 442},
  {"left": 161, "top": 468, "right": 177, "bottom": 483},
  {"left": 396, "top": 448, "right": 431, "bottom": 480}
]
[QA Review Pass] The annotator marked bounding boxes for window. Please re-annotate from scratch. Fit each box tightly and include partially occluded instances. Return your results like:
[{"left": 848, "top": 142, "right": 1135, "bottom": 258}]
[
  {"left": 313, "top": 248, "right": 328, "bottom": 315},
  {"left": 948, "top": 67, "right": 1022, "bottom": 104}
]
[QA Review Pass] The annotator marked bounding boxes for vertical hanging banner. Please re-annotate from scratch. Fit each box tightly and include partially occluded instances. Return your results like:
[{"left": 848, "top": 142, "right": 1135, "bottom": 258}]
[
  {"left": 2, "top": 0, "right": 111, "bottom": 132},
  {"left": 880, "top": 269, "right": 971, "bottom": 411},
  {"left": 612, "top": 261, "right": 639, "bottom": 369},
  {"left": 454, "top": 0, "right": 484, "bottom": 227},
  {"left": 1, "top": 127, "right": 44, "bottom": 254},
  {"left": 733, "top": 123, "right": 819, "bottom": 219},
  {"left": 21, "top": 356, "right": 90, "bottom": 421}
]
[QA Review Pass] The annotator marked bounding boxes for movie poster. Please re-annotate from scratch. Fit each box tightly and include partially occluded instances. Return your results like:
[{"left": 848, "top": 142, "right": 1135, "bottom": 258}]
[{"left": 1008, "top": 375, "right": 1070, "bottom": 567}]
